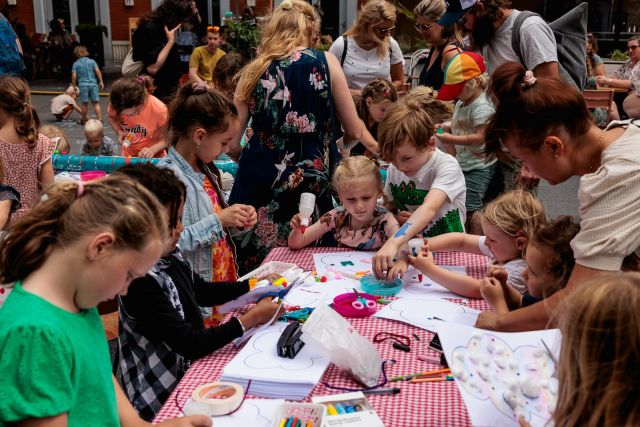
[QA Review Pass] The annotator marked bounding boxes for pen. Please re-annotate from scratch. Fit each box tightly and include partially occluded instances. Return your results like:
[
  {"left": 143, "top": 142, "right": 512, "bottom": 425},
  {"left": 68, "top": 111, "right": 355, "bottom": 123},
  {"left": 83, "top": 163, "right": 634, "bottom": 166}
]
[
  {"left": 363, "top": 387, "right": 401, "bottom": 395},
  {"left": 411, "top": 375, "right": 454, "bottom": 383}
]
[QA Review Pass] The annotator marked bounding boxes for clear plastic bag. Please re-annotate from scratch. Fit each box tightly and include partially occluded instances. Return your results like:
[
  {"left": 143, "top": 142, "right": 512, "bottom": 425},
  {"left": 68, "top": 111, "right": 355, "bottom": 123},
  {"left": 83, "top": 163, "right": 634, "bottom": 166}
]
[{"left": 301, "top": 304, "right": 382, "bottom": 387}]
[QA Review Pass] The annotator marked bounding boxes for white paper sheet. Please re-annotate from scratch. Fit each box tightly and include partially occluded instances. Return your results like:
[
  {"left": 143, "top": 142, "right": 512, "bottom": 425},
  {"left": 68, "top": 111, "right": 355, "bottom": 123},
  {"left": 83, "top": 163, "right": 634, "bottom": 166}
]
[
  {"left": 283, "top": 278, "right": 360, "bottom": 308},
  {"left": 397, "top": 266, "right": 468, "bottom": 300},
  {"left": 313, "top": 251, "right": 374, "bottom": 279},
  {"left": 374, "top": 296, "right": 480, "bottom": 332},
  {"left": 205, "top": 399, "right": 283, "bottom": 427},
  {"left": 436, "top": 322, "right": 561, "bottom": 427},
  {"left": 222, "top": 323, "right": 330, "bottom": 384}
]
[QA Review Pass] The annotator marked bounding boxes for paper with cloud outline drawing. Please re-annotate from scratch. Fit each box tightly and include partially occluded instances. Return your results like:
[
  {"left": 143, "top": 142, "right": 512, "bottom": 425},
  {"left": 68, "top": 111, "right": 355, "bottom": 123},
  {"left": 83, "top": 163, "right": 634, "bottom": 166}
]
[
  {"left": 313, "top": 251, "right": 374, "bottom": 279},
  {"left": 283, "top": 278, "right": 360, "bottom": 308},
  {"left": 396, "top": 266, "right": 468, "bottom": 300},
  {"left": 374, "top": 296, "right": 480, "bottom": 332},
  {"left": 222, "top": 323, "right": 330, "bottom": 384},
  {"left": 437, "top": 322, "right": 561, "bottom": 427},
  {"left": 204, "top": 399, "right": 283, "bottom": 427}
]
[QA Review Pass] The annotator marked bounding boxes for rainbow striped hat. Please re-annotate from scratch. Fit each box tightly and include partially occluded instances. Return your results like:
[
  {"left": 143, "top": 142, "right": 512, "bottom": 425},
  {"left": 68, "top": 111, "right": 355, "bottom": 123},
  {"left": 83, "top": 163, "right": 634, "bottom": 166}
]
[{"left": 437, "top": 51, "right": 486, "bottom": 101}]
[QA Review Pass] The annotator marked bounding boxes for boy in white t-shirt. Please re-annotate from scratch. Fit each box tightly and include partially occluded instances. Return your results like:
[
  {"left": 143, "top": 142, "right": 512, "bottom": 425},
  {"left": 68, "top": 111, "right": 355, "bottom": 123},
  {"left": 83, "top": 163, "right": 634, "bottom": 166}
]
[
  {"left": 50, "top": 85, "right": 82, "bottom": 121},
  {"left": 372, "top": 100, "right": 466, "bottom": 279}
]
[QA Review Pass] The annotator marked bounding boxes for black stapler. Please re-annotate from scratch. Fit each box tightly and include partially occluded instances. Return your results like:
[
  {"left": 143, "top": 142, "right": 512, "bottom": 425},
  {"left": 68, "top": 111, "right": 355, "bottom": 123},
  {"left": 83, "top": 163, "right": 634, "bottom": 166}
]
[{"left": 277, "top": 322, "right": 305, "bottom": 359}]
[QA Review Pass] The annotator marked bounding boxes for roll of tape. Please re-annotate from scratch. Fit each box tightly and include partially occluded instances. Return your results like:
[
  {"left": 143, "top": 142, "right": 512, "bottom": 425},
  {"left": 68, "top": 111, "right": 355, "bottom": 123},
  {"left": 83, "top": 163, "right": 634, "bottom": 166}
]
[{"left": 183, "top": 382, "right": 245, "bottom": 417}]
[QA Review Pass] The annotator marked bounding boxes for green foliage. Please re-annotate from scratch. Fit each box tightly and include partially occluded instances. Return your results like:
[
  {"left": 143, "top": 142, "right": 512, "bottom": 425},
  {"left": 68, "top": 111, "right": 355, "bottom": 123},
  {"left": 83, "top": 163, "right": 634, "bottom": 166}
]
[
  {"left": 225, "top": 19, "right": 261, "bottom": 60},
  {"left": 75, "top": 23, "right": 108, "bottom": 37},
  {"left": 396, "top": 2, "right": 416, "bottom": 21},
  {"left": 610, "top": 49, "right": 629, "bottom": 61}
]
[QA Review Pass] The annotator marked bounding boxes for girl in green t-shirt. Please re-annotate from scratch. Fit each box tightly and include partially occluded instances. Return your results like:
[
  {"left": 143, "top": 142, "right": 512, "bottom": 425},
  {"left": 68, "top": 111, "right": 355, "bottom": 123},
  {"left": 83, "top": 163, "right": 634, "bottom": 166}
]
[{"left": 0, "top": 175, "right": 210, "bottom": 427}]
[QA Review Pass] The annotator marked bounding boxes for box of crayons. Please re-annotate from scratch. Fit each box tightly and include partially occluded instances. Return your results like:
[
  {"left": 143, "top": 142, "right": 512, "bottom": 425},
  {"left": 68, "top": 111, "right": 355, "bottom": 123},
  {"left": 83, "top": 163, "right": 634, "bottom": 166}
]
[
  {"left": 312, "top": 392, "right": 384, "bottom": 427},
  {"left": 272, "top": 402, "right": 325, "bottom": 427}
]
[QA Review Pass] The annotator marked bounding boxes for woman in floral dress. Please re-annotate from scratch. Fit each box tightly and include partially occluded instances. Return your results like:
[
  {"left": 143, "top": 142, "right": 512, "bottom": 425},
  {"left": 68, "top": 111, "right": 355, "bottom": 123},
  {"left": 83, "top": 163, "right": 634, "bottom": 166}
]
[{"left": 229, "top": 0, "right": 378, "bottom": 273}]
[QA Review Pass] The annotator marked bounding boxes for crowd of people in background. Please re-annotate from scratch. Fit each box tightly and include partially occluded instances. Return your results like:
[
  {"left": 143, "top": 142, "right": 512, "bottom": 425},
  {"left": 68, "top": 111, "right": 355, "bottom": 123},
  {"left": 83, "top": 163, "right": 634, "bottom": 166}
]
[{"left": 1, "top": 0, "right": 640, "bottom": 426}]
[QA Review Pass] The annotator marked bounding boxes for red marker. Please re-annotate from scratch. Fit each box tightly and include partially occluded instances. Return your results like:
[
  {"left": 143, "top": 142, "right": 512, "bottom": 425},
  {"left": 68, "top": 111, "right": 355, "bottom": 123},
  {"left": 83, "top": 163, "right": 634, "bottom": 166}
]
[{"left": 418, "top": 273, "right": 423, "bottom": 282}]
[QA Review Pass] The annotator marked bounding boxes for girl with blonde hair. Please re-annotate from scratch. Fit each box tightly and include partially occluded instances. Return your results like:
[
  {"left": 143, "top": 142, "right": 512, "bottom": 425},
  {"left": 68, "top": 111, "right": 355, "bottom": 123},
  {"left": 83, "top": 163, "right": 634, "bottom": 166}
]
[
  {"left": 289, "top": 155, "right": 399, "bottom": 250},
  {"left": 328, "top": 0, "right": 405, "bottom": 97},
  {"left": 404, "top": 190, "right": 545, "bottom": 298},
  {"left": 229, "top": 0, "right": 378, "bottom": 273}
]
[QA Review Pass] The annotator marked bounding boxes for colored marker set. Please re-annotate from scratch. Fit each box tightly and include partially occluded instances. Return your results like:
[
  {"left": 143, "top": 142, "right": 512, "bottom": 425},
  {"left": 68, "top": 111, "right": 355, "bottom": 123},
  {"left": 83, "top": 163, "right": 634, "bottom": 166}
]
[
  {"left": 277, "top": 416, "right": 313, "bottom": 427},
  {"left": 271, "top": 402, "right": 324, "bottom": 427},
  {"left": 312, "top": 392, "right": 384, "bottom": 427}
]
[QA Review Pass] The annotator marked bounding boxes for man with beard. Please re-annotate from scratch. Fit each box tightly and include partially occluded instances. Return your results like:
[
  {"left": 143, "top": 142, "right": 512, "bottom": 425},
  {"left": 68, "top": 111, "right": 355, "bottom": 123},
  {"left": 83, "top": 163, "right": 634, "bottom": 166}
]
[
  {"left": 439, "top": 0, "right": 559, "bottom": 78},
  {"left": 439, "top": 0, "right": 559, "bottom": 191}
]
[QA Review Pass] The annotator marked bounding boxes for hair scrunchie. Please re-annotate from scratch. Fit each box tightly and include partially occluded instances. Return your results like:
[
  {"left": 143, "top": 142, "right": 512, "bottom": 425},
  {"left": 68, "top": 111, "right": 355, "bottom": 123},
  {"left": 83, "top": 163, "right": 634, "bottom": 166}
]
[{"left": 521, "top": 70, "right": 537, "bottom": 87}]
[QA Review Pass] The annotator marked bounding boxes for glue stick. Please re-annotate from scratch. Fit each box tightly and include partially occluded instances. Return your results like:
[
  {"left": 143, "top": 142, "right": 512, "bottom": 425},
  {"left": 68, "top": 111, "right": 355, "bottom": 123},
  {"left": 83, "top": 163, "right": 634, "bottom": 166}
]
[{"left": 298, "top": 192, "right": 316, "bottom": 234}]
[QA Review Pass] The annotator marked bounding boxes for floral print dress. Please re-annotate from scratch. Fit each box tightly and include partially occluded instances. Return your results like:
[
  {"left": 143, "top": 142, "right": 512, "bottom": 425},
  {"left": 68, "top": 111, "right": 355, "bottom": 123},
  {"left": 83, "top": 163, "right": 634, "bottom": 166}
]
[{"left": 229, "top": 49, "right": 339, "bottom": 273}]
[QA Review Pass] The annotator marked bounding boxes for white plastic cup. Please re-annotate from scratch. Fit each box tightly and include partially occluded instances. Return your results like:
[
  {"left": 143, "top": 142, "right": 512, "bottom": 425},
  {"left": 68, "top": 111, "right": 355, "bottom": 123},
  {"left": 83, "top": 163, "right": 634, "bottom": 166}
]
[{"left": 408, "top": 238, "right": 425, "bottom": 257}]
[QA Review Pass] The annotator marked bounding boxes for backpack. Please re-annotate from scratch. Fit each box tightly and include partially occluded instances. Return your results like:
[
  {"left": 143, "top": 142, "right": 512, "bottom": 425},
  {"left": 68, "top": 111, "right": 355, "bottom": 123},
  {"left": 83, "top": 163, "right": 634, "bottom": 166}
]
[
  {"left": 511, "top": 2, "right": 588, "bottom": 90},
  {"left": 340, "top": 36, "right": 393, "bottom": 67}
]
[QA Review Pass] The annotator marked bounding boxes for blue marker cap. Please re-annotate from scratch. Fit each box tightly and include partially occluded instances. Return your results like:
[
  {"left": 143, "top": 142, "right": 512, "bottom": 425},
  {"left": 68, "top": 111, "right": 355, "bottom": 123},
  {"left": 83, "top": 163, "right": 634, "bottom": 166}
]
[
  {"left": 335, "top": 403, "right": 346, "bottom": 414},
  {"left": 345, "top": 405, "right": 355, "bottom": 413}
]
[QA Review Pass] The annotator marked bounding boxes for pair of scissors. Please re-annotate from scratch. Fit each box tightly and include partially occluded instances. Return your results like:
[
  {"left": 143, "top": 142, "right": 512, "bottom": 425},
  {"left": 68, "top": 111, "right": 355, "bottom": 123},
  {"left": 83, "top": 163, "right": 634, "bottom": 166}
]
[{"left": 351, "top": 288, "right": 376, "bottom": 310}]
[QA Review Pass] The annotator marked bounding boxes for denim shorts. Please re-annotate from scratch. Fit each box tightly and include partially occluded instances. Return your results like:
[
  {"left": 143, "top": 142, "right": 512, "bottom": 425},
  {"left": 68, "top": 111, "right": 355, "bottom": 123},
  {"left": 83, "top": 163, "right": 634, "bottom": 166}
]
[
  {"left": 463, "top": 163, "right": 497, "bottom": 212},
  {"left": 78, "top": 84, "right": 99, "bottom": 103}
]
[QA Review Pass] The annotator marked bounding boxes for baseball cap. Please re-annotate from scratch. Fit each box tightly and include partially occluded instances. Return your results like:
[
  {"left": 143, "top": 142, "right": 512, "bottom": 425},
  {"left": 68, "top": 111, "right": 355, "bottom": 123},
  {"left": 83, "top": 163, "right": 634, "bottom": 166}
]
[
  {"left": 437, "top": 0, "right": 478, "bottom": 26},
  {"left": 437, "top": 51, "right": 486, "bottom": 101}
]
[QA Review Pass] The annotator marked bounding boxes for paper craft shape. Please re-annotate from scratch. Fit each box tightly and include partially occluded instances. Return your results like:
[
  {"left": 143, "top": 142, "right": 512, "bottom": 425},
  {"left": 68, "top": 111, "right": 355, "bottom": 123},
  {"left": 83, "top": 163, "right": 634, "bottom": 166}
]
[
  {"left": 374, "top": 296, "right": 480, "bottom": 332},
  {"left": 313, "top": 252, "right": 374, "bottom": 279},
  {"left": 201, "top": 399, "right": 283, "bottom": 427},
  {"left": 437, "top": 322, "right": 561, "bottom": 427},
  {"left": 283, "top": 278, "right": 358, "bottom": 308},
  {"left": 220, "top": 323, "right": 330, "bottom": 400},
  {"left": 396, "top": 266, "right": 468, "bottom": 300}
]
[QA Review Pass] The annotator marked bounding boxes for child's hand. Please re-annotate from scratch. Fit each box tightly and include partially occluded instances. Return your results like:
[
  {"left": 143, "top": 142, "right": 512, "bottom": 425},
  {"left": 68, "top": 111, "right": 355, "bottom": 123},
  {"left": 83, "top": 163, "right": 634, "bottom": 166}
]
[
  {"left": 238, "top": 204, "right": 257, "bottom": 228},
  {"left": 407, "top": 248, "right": 436, "bottom": 274},
  {"left": 245, "top": 127, "right": 254, "bottom": 139},
  {"left": 99, "top": 81, "right": 104, "bottom": 91},
  {"left": 387, "top": 258, "right": 408, "bottom": 280},
  {"left": 397, "top": 210, "right": 412, "bottom": 225},
  {"left": 435, "top": 122, "right": 451, "bottom": 133},
  {"left": 290, "top": 213, "right": 302, "bottom": 232},
  {"left": 157, "top": 415, "right": 212, "bottom": 426},
  {"left": 218, "top": 204, "right": 253, "bottom": 228},
  {"left": 480, "top": 277, "right": 505, "bottom": 307},
  {"left": 244, "top": 298, "right": 284, "bottom": 327},
  {"left": 487, "top": 266, "right": 508, "bottom": 287},
  {"left": 475, "top": 310, "right": 500, "bottom": 330},
  {"left": 138, "top": 147, "right": 156, "bottom": 158},
  {"left": 372, "top": 241, "right": 400, "bottom": 279}
]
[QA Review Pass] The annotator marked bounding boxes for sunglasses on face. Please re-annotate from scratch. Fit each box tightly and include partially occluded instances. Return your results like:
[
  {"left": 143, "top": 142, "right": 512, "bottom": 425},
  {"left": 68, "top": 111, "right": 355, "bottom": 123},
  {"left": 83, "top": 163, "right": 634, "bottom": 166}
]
[
  {"left": 414, "top": 22, "right": 433, "bottom": 32},
  {"left": 207, "top": 25, "right": 220, "bottom": 32},
  {"left": 628, "top": 45, "right": 639, "bottom": 50}
]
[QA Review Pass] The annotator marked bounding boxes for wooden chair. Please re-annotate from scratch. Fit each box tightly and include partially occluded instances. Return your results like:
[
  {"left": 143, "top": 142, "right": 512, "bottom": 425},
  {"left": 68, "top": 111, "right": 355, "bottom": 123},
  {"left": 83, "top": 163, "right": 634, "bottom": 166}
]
[{"left": 583, "top": 88, "right": 614, "bottom": 111}]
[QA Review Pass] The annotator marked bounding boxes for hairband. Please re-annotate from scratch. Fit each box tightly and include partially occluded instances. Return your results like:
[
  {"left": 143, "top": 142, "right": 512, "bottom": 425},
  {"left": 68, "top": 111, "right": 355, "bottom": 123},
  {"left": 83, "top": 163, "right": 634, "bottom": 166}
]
[
  {"left": 192, "top": 82, "right": 209, "bottom": 93},
  {"left": 383, "top": 89, "right": 391, "bottom": 98},
  {"left": 76, "top": 181, "right": 85, "bottom": 198},
  {"left": 136, "top": 76, "right": 145, "bottom": 86},
  {"left": 522, "top": 70, "right": 536, "bottom": 87}
]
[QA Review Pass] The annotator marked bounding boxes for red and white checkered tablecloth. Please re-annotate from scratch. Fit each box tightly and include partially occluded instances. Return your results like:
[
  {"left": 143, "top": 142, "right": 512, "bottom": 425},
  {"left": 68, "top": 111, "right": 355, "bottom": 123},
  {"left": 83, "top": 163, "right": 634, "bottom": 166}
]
[{"left": 154, "top": 247, "right": 490, "bottom": 427}]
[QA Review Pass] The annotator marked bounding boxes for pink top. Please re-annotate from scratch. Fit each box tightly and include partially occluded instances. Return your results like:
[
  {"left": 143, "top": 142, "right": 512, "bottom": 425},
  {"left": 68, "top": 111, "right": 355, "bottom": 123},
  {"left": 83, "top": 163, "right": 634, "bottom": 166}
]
[{"left": 0, "top": 133, "right": 56, "bottom": 222}]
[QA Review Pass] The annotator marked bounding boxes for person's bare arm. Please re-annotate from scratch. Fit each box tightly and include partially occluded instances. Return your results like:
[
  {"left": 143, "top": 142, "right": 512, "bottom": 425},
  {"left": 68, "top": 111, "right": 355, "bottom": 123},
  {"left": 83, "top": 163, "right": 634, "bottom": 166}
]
[
  {"left": 475, "top": 263, "right": 604, "bottom": 331},
  {"left": 146, "top": 24, "right": 180, "bottom": 76},
  {"left": 94, "top": 67, "right": 104, "bottom": 90},
  {"left": 17, "top": 414, "right": 68, "bottom": 426},
  {"left": 39, "top": 158, "right": 54, "bottom": 189},
  {"left": 532, "top": 61, "right": 559, "bottom": 79},
  {"left": 71, "top": 71, "right": 77, "bottom": 89},
  {"left": 189, "top": 66, "right": 205, "bottom": 83},
  {"left": 427, "top": 232, "right": 483, "bottom": 254},
  {"left": 325, "top": 51, "right": 379, "bottom": 154},
  {"left": 390, "top": 62, "right": 404, "bottom": 90},
  {"left": 596, "top": 75, "right": 633, "bottom": 90}
]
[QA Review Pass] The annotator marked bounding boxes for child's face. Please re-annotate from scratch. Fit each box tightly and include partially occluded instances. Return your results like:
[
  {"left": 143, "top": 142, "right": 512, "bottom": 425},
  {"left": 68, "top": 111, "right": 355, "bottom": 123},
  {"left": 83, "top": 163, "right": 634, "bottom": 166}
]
[
  {"left": 196, "top": 118, "right": 240, "bottom": 163},
  {"left": 337, "top": 178, "right": 381, "bottom": 225},
  {"left": 82, "top": 236, "right": 164, "bottom": 308},
  {"left": 480, "top": 217, "right": 522, "bottom": 263},
  {"left": 391, "top": 140, "right": 433, "bottom": 177},
  {"left": 166, "top": 198, "right": 185, "bottom": 255},
  {"left": 523, "top": 242, "right": 555, "bottom": 298},
  {"left": 367, "top": 99, "right": 394, "bottom": 123},
  {"left": 85, "top": 131, "right": 104, "bottom": 149},
  {"left": 457, "top": 80, "right": 480, "bottom": 102},
  {"left": 206, "top": 32, "right": 221, "bottom": 51}
]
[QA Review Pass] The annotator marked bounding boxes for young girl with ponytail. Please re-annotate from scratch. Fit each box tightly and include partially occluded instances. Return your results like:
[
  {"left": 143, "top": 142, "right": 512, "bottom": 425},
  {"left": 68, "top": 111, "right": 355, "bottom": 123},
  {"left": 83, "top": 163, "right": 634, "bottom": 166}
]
[
  {"left": 0, "top": 175, "right": 210, "bottom": 427},
  {"left": 0, "top": 76, "right": 55, "bottom": 223}
]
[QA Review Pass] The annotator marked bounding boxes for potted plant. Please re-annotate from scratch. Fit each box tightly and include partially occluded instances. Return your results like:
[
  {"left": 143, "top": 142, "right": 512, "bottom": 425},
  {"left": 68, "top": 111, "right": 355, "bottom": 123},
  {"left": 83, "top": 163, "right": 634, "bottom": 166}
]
[
  {"left": 75, "top": 23, "right": 108, "bottom": 67},
  {"left": 224, "top": 18, "right": 261, "bottom": 60}
]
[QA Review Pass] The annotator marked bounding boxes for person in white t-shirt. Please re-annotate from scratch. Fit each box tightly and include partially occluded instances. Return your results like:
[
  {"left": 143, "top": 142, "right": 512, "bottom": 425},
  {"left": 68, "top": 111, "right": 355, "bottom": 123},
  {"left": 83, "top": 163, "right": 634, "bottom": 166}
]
[
  {"left": 50, "top": 85, "right": 82, "bottom": 121},
  {"left": 328, "top": 0, "right": 405, "bottom": 98},
  {"left": 372, "top": 100, "right": 466, "bottom": 279},
  {"left": 477, "top": 61, "right": 640, "bottom": 332}
]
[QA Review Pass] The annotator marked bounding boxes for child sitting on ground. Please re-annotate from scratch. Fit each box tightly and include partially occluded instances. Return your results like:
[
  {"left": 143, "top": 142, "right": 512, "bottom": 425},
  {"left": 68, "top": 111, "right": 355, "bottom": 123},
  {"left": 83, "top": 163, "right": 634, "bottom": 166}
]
[
  {"left": 407, "top": 190, "right": 545, "bottom": 298},
  {"left": 434, "top": 52, "right": 496, "bottom": 235},
  {"left": 50, "top": 85, "right": 82, "bottom": 121},
  {"left": 108, "top": 76, "right": 168, "bottom": 158},
  {"left": 39, "top": 124, "right": 70, "bottom": 154},
  {"left": 288, "top": 155, "right": 400, "bottom": 250},
  {"left": 115, "top": 163, "right": 281, "bottom": 421},
  {"left": 372, "top": 100, "right": 466, "bottom": 279},
  {"left": 480, "top": 216, "right": 579, "bottom": 313},
  {"left": 81, "top": 119, "right": 118, "bottom": 156}
]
